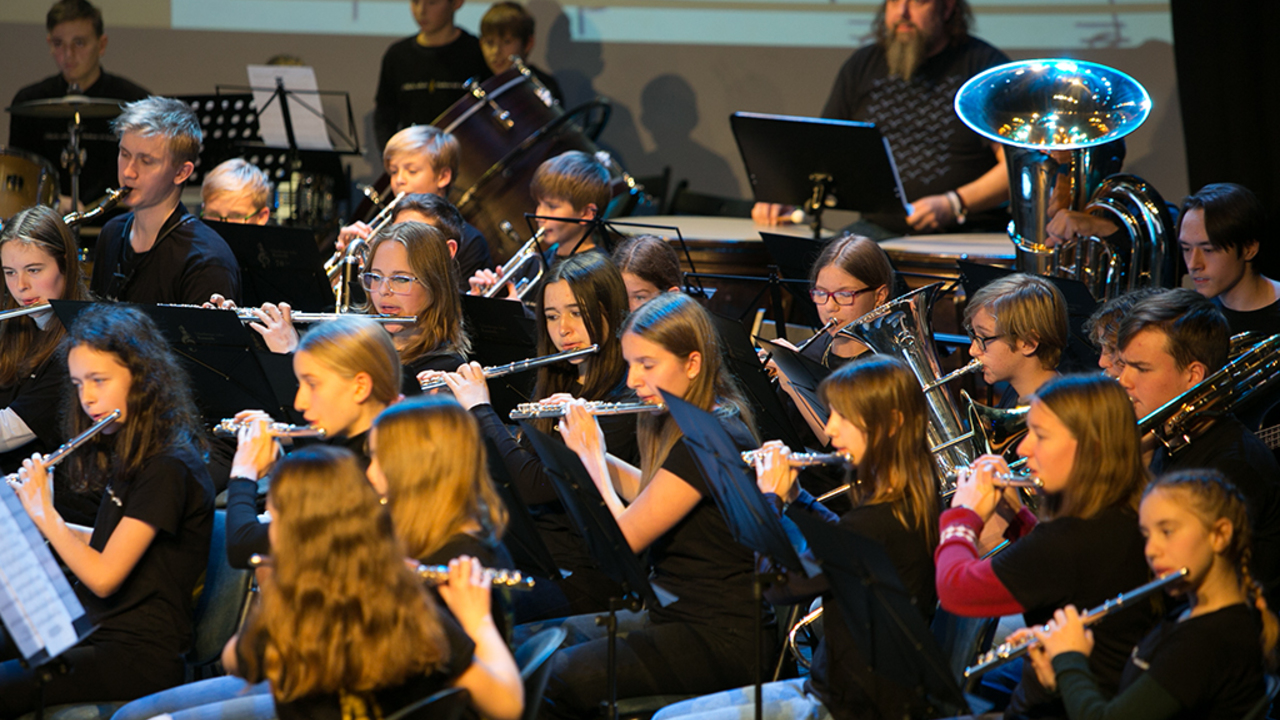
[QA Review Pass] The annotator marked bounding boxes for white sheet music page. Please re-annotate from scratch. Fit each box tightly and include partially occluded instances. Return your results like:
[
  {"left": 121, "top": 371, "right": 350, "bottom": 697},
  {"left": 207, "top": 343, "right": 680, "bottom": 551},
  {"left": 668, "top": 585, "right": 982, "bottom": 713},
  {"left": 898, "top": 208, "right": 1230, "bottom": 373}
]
[
  {"left": 0, "top": 491, "right": 86, "bottom": 660},
  {"left": 247, "top": 65, "right": 335, "bottom": 151}
]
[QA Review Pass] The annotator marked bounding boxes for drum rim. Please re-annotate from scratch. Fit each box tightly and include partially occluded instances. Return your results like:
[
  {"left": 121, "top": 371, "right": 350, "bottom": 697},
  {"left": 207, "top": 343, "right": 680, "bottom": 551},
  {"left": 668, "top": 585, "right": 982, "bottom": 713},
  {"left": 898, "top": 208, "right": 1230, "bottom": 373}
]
[{"left": 0, "top": 145, "right": 61, "bottom": 173}]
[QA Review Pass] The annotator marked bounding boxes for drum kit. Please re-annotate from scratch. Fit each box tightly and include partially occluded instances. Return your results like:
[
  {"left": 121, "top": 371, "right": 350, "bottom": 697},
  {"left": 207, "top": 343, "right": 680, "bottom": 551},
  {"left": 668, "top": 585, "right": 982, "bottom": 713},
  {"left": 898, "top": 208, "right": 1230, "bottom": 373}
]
[{"left": 2, "top": 92, "right": 125, "bottom": 219}]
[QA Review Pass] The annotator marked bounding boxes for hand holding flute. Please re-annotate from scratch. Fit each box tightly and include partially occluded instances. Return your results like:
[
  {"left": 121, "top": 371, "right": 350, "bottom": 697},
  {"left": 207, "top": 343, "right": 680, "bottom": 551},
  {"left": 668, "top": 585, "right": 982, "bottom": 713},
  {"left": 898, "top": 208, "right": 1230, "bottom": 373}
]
[
  {"left": 207, "top": 295, "right": 300, "bottom": 354},
  {"left": 949, "top": 454, "right": 1027, "bottom": 524},
  {"left": 747, "top": 440, "right": 801, "bottom": 504},
  {"left": 228, "top": 411, "right": 284, "bottom": 482}
]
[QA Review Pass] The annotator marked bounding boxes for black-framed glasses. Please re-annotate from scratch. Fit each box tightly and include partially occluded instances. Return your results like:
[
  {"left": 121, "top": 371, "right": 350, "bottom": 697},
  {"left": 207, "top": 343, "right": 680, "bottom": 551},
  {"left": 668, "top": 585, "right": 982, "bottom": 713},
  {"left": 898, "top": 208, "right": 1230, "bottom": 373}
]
[
  {"left": 967, "top": 329, "right": 1005, "bottom": 352},
  {"left": 360, "top": 272, "right": 423, "bottom": 294},
  {"left": 809, "top": 286, "right": 876, "bottom": 306},
  {"left": 199, "top": 208, "right": 262, "bottom": 223}
]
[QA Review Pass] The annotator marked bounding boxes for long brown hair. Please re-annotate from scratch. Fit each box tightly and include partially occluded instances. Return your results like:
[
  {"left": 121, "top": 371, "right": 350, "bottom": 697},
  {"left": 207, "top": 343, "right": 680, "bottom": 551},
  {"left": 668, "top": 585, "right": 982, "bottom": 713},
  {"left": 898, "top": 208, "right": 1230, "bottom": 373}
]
[
  {"left": 0, "top": 205, "right": 92, "bottom": 386},
  {"left": 818, "top": 356, "right": 939, "bottom": 546},
  {"left": 362, "top": 221, "right": 470, "bottom": 363},
  {"left": 530, "top": 252, "right": 629, "bottom": 435},
  {"left": 1145, "top": 470, "right": 1279, "bottom": 669},
  {"left": 239, "top": 446, "right": 449, "bottom": 702},
  {"left": 808, "top": 233, "right": 894, "bottom": 297},
  {"left": 612, "top": 235, "right": 681, "bottom": 292},
  {"left": 622, "top": 292, "right": 757, "bottom": 485},
  {"left": 61, "top": 304, "right": 206, "bottom": 493},
  {"left": 372, "top": 396, "right": 508, "bottom": 561},
  {"left": 1031, "top": 374, "right": 1147, "bottom": 520}
]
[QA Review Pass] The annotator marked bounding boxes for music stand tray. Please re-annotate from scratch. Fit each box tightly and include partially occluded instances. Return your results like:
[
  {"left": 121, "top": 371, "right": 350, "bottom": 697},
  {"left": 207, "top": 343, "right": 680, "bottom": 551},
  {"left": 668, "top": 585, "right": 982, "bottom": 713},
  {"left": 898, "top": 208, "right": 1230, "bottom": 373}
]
[{"left": 206, "top": 221, "right": 334, "bottom": 312}]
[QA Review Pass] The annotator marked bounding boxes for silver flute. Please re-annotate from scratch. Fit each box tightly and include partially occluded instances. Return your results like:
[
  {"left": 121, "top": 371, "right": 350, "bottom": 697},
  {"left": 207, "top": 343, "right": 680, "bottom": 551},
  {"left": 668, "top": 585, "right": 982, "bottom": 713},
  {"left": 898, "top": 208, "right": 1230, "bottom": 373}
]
[
  {"left": 249, "top": 554, "right": 535, "bottom": 590},
  {"left": 0, "top": 303, "right": 53, "bottom": 322},
  {"left": 5, "top": 409, "right": 121, "bottom": 489},
  {"left": 157, "top": 304, "right": 415, "bottom": 325},
  {"left": 212, "top": 419, "right": 326, "bottom": 439},
  {"left": 964, "top": 568, "right": 1189, "bottom": 678},
  {"left": 509, "top": 400, "right": 666, "bottom": 420},
  {"left": 420, "top": 345, "right": 599, "bottom": 391},
  {"left": 740, "top": 449, "right": 851, "bottom": 468}
]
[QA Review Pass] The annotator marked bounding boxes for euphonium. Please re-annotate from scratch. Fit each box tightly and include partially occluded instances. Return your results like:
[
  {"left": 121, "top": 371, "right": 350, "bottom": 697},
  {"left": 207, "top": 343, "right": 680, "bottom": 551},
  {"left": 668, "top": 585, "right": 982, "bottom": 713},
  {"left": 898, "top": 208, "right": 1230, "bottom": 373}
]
[
  {"left": 509, "top": 400, "right": 664, "bottom": 420},
  {"left": 63, "top": 186, "right": 130, "bottom": 227},
  {"left": 248, "top": 554, "right": 534, "bottom": 590},
  {"left": 1138, "top": 333, "right": 1280, "bottom": 454},
  {"left": 955, "top": 59, "right": 1173, "bottom": 301},
  {"left": 931, "top": 390, "right": 1029, "bottom": 460}
]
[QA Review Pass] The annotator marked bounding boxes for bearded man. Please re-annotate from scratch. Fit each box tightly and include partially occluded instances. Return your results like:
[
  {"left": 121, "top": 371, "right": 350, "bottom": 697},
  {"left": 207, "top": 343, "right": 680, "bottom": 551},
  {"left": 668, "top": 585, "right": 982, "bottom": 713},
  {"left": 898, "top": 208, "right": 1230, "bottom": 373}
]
[{"left": 754, "top": 0, "right": 1010, "bottom": 235}]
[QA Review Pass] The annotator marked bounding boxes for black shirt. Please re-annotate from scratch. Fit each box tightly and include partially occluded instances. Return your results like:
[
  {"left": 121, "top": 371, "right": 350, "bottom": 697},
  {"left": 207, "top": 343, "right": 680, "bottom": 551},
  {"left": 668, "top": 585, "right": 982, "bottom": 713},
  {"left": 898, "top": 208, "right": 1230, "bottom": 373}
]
[
  {"left": 457, "top": 221, "right": 495, "bottom": 292},
  {"left": 991, "top": 504, "right": 1155, "bottom": 716},
  {"left": 9, "top": 70, "right": 150, "bottom": 204},
  {"left": 821, "top": 36, "right": 1009, "bottom": 232},
  {"left": 647, "top": 412, "right": 764, "bottom": 632},
  {"left": 1115, "top": 604, "right": 1266, "bottom": 720},
  {"left": 1152, "top": 416, "right": 1280, "bottom": 608},
  {"left": 422, "top": 531, "right": 516, "bottom": 644},
  {"left": 91, "top": 203, "right": 242, "bottom": 304},
  {"left": 402, "top": 349, "right": 467, "bottom": 396},
  {"left": 373, "top": 31, "right": 491, "bottom": 150},
  {"left": 1214, "top": 296, "right": 1280, "bottom": 337},
  {"left": 78, "top": 444, "right": 214, "bottom": 671}
]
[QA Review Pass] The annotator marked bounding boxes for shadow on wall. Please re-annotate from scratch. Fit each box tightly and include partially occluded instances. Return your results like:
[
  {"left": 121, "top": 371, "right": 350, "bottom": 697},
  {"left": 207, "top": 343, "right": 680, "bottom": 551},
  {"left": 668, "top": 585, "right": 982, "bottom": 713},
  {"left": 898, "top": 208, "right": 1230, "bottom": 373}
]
[{"left": 640, "top": 74, "right": 741, "bottom": 199}]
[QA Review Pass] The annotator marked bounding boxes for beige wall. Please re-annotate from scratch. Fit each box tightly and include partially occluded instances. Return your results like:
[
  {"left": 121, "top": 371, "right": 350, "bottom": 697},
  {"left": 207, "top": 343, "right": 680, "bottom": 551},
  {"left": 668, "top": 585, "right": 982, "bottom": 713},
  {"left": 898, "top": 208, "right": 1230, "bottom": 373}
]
[{"left": 0, "top": 11, "right": 1188, "bottom": 205}]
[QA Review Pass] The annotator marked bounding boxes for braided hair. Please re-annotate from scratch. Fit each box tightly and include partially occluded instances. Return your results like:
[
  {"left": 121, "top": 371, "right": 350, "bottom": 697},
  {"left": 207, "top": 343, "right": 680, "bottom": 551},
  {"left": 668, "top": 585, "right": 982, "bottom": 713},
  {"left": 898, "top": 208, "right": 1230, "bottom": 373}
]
[{"left": 1145, "top": 469, "right": 1278, "bottom": 669}]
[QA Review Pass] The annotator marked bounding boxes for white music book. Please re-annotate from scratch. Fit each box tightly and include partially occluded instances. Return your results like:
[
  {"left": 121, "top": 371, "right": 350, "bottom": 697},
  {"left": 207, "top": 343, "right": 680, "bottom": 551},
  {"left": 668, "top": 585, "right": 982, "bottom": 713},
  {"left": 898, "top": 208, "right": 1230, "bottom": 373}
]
[{"left": 247, "top": 65, "right": 335, "bottom": 151}]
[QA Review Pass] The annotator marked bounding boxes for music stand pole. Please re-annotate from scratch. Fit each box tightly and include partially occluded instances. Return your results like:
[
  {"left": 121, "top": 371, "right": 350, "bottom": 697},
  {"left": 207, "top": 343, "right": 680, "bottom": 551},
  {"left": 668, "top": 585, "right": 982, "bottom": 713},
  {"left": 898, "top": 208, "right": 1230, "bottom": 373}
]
[{"left": 804, "top": 173, "right": 833, "bottom": 241}]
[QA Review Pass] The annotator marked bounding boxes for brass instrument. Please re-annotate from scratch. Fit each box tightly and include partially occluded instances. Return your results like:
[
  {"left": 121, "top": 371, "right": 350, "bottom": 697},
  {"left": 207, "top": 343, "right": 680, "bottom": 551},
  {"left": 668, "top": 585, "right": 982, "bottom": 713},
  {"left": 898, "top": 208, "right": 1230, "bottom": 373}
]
[
  {"left": 213, "top": 419, "right": 326, "bottom": 439},
  {"left": 842, "top": 283, "right": 978, "bottom": 485},
  {"left": 482, "top": 226, "right": 547, "bottom": 300},
  {"left": 248, "top": 554, "right": 535, "bottom": 590},
  {"left": 156, "top": 304, "right": 415, "bottom": 326},
  {"left": 740, "top": 449, "right": 850, "bottom": 468},
  {"left": 1138, "top": 333, "right": 1280, "bottom": 454},
  {"left": 931, "top": 391, "right": 1029, "bottom": 459},
  {"left": 509, "top": 400, "right": 665, "bottom": 420},
  {"left": 63, "top": 186, "right": 130, "bottom": 227},
  {"left": 420, "top": 344, "right": 599, "bottom": 391},
  {"left": 327, "top": 191, "right": 407, "bottom": 311},
  {"left": 964, "top": 568, "right": 1188, "bottom": 678},
  {"left": 4, "top": 409, "right": 121, "bottom": 489},
  {"left": 955, "top": 59, "right": 1172, "bottom": 301}
]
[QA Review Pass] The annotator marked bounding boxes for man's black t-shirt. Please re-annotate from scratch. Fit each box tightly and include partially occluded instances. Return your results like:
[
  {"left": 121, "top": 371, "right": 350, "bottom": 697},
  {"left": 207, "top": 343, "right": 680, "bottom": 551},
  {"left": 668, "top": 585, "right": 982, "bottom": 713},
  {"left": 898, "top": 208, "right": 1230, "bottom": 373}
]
[
  {"left": 990, "top": 504, "right": 1155, "bottom": 715},
  {"left": 821, "top": 36, "right": 1009, "bottom": 231},
  {"left": 1117, "top": 604, "right": 1266, "bottom": 719},
  {"left": 647, "top": 412, "right": 764, "bottom": 632},
  {"left": 1152, "top": 416, "right": 1280, "bottom": 607},
  {"left": 373, "top": 31, "right": 491, "bottom": 150},
  {"left": 78, "top": 445, "right": 214, "bottom": 672},
  {"left": 9, "top": 70, "right": 150, "bottom": 204},
  {"left": 91, "top": 203, "right": 242, "bottom": 304},
  {"left": 1214, "top": 296, "right": 1280, "bottom": 337}
]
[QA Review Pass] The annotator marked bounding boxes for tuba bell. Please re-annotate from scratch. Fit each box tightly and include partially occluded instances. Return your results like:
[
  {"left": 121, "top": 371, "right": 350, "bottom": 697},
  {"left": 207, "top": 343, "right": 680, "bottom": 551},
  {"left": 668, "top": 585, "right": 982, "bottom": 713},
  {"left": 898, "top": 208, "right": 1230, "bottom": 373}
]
[{"left": 955, "top": 59, "right": 1173, "bottom": 301}]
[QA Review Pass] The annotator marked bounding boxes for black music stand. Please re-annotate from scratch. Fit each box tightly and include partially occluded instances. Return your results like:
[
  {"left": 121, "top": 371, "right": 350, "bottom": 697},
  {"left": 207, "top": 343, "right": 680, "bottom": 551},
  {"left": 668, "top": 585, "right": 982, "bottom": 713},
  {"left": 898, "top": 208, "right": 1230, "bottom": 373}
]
[
  {"left": 205, "top": 221, "right": 334, "bottom": 312},
  {"left": 759, "top": 231, "right": 825, "bottom": 328},
  {"left": 788, "top": 509, "right": 969, "bottom": 717},
  {"left": 603, "top": 218, "right": 707, "bottom": 298},
  {"left": 659, "top": 390, "right": 809, "bottom": 720},
  {"left": 460, "top": 295, "right": 538, "bottom": 418},
  {"left": 520, "top": 424, "right": 673, "bottom": 720},
  {"left": 50, "top": 301, "right": 302, "bottom": 425},
  {"left": 756, "top": 338, "right": 832, "bottom": 431},
  {"left": 732, "top": 112, "right": 910, "bottom": 239},
  {"left": 709, "top": 312, "right": 806, "bottom": 450},
  {"left": 482, "top": 436, "right": 562, "bottom": 580}
]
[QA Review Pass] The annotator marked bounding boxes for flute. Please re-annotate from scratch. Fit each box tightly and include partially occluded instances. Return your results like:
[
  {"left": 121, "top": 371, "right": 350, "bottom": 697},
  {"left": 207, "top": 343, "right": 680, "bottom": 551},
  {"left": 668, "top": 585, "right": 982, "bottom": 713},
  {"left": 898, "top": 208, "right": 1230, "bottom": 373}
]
[
  {"left": 0, "top": 303, "right": 52, "bottom": 322},
  {"left": 5, "top": 409, "right": 121, "bottom": 489},
  {"left": 420, "top": 345, "right": 599, "bottom": 391},
  {"left": 249, "top": 554, "right": 535, "bottom": 590},
  {"left": 963, "top": 567, "right": 1189, "bottom": 678},
  {"left": 509, "top": 400, "right": 665, "bottom": 420},
  {"left": 212, "top": 419, "right": 326, "bottom": 439},
  {"left": 740, "top": 449, "right": 851, "bottom": 468},
  {"left": 793, "top": 319, "right": 839, "bottom": 353},
  {"left": 157, "top": 304, "right": 415, "bottom": 326}
]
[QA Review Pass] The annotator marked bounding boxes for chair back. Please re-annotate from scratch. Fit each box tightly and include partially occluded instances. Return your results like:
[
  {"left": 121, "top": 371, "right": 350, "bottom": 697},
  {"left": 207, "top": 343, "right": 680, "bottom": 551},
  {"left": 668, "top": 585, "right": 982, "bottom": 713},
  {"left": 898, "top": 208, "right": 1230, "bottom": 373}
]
[
  {"left": 189, "top": 509, "right": 253, "bottom": 671},
  {"left": 515, "top": 627, "right": 567, "bottom": 720},
  {"left": 386, "top": 687, "right": 472, "bottom": 720},
  {"left": 930, "top": 607, "right": 998, "bottom": 689}
]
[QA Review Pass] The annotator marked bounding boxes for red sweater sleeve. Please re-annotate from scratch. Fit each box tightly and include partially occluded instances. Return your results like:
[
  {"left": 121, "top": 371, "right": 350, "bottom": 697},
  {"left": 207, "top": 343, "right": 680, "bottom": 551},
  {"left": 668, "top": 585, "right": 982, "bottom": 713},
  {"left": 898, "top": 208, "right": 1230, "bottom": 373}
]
[{"left": 935, "top": 507, "right": 1026, "bottom": 617}]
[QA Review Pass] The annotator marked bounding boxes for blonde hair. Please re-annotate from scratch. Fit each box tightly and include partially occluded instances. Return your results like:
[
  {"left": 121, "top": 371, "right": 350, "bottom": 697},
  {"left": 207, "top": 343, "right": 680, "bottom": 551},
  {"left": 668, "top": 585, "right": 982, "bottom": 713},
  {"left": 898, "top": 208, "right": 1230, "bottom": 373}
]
[
  {"left": 964, "top": 274, "right": 1068, "bottom": 370},
  {"left": 239, "top": 446, "right": 449, "bottom": 702},
  {"left": 111, "top": 96, "right": 202, "bottom": 167},
  {"left": 818, "top": 356, "right": 939, "bottom": 546},
  {"left": 373, "top": 396, "right": 508, "bottom": 561},
  {"left": 383, "top": 126, "right": 460, "bottom": 192},
  {"left": 201, "top": 158, "right": 273, "bottom": 212},
  {"left": 363, "top": 221, "right": 470, "bottom": 362},
  {"left": 621, "top": 292, "right": 757, "bottom": 485},
  {"left": 296, "top": 316, "right": 401, "bottom": 407},
  {"left": 1031, "top": 374, "right": 1147, "bottom": 520}
]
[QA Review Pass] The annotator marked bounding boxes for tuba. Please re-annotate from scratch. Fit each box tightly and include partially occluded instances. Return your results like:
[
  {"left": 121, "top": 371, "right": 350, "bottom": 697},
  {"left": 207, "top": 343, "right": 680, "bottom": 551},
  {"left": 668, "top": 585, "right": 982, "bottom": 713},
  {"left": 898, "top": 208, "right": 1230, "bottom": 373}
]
[
  {"left": 955, "top": 59, "right": 1173, "bottom": 301},
  {"left": 842, "top": 283, "right": 977, "bottom": 485}
]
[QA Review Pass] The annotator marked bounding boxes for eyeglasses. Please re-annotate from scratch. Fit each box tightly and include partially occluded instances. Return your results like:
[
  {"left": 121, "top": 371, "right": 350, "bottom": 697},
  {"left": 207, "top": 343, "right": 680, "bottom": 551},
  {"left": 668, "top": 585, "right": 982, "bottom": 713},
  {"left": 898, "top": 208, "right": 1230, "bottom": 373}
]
[
  {"left": 360, "top": 272, "right": 423, "bottom": 294},
  {"left": 809, "top": 287, "right": 876, "bottom": 306},
  {"left": 199, "top": 208, "right": 262, "bottom": 223},
  {"left": 966, "top": 329, "right": 1005, "bottom": 352}
]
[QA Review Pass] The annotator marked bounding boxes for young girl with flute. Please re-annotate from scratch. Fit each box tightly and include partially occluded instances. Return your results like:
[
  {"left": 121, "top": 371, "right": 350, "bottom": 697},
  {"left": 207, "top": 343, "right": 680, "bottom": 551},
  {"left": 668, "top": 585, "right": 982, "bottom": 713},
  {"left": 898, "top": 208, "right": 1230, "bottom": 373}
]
[
  {"left": 1026, "top": 469, "right": 1273, "bottom": 720},
  {"left": 543, "top": 291, "right": 763, "bottom": 719},
  {"left": 939, "top": 374, "right": 1156, "bottom": 717},
  {"left": 0, "top": 304, "right": 213, "bottom": 715}
]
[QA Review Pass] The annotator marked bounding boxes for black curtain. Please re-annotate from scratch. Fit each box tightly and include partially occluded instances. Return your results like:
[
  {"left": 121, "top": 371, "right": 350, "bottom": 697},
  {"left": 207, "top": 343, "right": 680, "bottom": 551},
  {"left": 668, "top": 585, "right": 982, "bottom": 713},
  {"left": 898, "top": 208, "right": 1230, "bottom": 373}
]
[{"left": 1171, "top": 0, "right": 1280, "bottom": 276}]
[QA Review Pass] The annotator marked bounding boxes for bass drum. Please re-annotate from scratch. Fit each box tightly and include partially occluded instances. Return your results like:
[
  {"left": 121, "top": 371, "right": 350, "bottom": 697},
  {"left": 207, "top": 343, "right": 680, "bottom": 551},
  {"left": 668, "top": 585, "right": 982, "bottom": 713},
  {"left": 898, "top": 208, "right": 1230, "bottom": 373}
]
[
  {"left": 434, "top": 66, "right": 637, "bottom": 264},
  {"left": 0, "top": 147, "right": 59, "bottom": 220}
]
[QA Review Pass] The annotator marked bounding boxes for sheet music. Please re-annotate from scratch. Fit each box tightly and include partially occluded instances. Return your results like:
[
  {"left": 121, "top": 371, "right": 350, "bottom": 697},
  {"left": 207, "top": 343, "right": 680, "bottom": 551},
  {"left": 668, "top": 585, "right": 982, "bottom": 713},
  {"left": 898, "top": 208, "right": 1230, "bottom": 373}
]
[
  {"left": 0, "top": 491, "right": 86, "bottom": 660},
  {"left": 247, "top": 65, "right": 334, "bottom": 151}
]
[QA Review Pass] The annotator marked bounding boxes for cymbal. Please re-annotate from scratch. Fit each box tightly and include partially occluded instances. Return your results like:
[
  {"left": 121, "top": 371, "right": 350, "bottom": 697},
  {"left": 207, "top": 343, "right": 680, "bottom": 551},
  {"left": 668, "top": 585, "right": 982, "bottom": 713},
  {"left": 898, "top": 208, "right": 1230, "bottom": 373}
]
[{"left": 6, "top": 95, "right": 125, "bottom": 120}]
